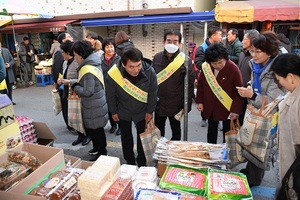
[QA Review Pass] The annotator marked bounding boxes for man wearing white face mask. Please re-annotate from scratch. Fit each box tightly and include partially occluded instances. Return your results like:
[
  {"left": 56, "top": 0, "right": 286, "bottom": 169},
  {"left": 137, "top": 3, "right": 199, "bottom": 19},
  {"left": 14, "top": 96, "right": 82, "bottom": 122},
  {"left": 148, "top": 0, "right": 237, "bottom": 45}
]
[{"left": 152, "top": 29, "right": 194, "bottom": 140}]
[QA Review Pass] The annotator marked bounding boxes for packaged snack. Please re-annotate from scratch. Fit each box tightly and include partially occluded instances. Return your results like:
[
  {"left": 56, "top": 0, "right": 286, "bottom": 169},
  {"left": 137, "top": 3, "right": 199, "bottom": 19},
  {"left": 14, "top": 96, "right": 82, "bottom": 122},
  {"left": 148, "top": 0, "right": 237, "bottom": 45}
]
[
  {"left": 159, "top": 164, "right": 207, "bottom": 196},
  {"left": 101, "top": 178, "right": 132, "bottom": 200},
  {"left": 135, "top": 188, "right": 181, "bottom": 200},
  {"left": 207, "top": 168, "right": 252, "bottom": 200},
  {"left": 7, "top": 150, "right": 41, "bottom": 170},
  {"left": 120, "top": 164, "right": 138, "bottom": 179},
  {"left": 135, "top": 167, "right": 157, "bottom": 182},
  {"left": 181, "top": 193, "right": 207, "bottom": 200},
  {"left": 0, "top": 161, "right": 31, "bottom": 191}
]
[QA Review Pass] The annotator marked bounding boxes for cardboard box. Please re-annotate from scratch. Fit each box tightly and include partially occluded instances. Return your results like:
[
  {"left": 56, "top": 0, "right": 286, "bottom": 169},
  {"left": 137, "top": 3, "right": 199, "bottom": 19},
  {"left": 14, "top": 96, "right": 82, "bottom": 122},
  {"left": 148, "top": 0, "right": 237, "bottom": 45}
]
[
  {"left": 73, "top": 160, "right": 94, "bottom": 170},
  {"left": 5, "top": 143, "right": 65, "bottom": 194},
  {"left": 0, "top": 94, "right": 15, "bottom": 130},
  {"left": 157, "top": 162, "right": 168, "bottom": 178},
  {"left": 64, "top": 154, "right": 81, "bottom": 168},
  {"left": 0, "top": 191, "right": 45, "bottom": 200},
  {"left": 33, "top": 122, "right": 56, "bottom": 146}
]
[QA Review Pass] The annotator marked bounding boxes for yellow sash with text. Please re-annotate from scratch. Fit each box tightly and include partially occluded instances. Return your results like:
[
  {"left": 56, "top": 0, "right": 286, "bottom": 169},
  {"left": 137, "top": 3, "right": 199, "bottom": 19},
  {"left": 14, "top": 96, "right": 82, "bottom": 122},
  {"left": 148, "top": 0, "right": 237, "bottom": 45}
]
[
  {"left": 108, "top": 65, "right": 147, "bottom": 103},
  {"left": 202, "top": 62, "right": 232, "bottom": 111},
  {"left": 78, "top": 65, "right": 105, "bottom": 89},
  {"left": 157, "top": 52, "right": 185, "bottom": 85}
]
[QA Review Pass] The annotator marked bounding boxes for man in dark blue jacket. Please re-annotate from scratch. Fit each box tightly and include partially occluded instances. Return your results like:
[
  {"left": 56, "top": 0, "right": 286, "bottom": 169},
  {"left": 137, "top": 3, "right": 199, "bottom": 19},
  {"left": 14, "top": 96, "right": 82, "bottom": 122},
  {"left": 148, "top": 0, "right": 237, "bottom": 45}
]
[{"left": 106, "top": 47, "right": 157, "bottom": 167}]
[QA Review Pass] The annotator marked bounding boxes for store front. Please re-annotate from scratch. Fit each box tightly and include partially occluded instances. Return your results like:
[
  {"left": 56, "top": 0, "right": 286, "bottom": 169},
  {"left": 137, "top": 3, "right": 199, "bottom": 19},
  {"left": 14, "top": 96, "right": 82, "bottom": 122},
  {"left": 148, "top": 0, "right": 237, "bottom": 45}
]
[{"left": 215, "top": 0, "right": 300, "bottom": 52}]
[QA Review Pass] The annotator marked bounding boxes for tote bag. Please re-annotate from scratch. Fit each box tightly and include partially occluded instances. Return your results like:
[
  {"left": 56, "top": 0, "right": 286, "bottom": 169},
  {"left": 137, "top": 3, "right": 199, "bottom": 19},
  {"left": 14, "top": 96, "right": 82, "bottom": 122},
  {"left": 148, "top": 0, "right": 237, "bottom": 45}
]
[
  {"left": 68, "top": 90, "right": 85, "bottom": 134},
  {"left": 225, "top": 119, "right": 246, "bottom": 168},
  {"left": 51, "top": 90, "right": 61, "bottom": 116},
  {"left": 237, "top": 96, "right": 281, "bottom": 164},
  {"left": 140, "top": 120, "right": 161, "bottom": 166}
]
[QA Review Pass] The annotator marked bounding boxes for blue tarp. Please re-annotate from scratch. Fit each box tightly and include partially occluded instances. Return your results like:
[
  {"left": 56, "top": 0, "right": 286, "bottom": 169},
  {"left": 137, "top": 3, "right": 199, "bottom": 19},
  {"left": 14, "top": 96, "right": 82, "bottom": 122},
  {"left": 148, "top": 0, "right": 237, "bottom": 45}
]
[{"left": 82, "top": 11, "right": 215, "bottom": 27}]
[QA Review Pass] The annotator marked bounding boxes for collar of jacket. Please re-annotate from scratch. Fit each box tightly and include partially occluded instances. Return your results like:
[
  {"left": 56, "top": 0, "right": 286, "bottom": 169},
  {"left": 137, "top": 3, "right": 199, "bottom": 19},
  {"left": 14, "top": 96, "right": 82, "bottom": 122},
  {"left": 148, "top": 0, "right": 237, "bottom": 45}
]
[{"left": 163, "top": 49, "right": 180, "bottom": 61}]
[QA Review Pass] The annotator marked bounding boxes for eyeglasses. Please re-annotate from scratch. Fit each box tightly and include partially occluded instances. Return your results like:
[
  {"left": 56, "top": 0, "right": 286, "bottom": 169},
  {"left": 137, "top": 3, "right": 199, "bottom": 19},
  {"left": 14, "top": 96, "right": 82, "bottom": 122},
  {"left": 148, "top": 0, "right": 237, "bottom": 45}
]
[{"left": 249, "top": 49, "right": 263, "bottom": 55}]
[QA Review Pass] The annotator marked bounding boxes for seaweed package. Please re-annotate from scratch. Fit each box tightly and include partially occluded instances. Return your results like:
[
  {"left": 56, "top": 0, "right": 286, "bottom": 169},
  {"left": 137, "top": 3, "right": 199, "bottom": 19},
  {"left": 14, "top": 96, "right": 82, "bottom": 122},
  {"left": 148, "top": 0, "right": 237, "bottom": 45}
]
[
  {"left": 207, "top": 168, "right": 253, "bottom": 200},
  {"left": 159, "top": 164, "right": 208, "bottom": 197}
]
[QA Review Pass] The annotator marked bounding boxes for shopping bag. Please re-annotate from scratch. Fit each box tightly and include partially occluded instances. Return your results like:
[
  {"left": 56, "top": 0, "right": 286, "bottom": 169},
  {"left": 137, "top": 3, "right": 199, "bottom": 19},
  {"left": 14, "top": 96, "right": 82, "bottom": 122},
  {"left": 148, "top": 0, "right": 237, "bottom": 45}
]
[
  {"left": 237, "top": 96, "right": 280, "bottom": 163},
  {"left": 140, "top": 120, "right": 161, "bottom": 166},
  {"left": 68, "top": 91, "right": 85, "bottom": 134},
  {"left": 225, "top": 119, "right": 246, "bottom": 168},
  {"left": 51, "top": 90, "right": 61, "bottom": 116}
]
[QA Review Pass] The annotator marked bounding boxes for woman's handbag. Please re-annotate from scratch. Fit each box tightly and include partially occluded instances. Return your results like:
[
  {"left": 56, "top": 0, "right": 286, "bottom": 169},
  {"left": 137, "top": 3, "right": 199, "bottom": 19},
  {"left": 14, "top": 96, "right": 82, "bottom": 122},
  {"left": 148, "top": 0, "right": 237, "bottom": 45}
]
[
  {"left": 68, "top": 90, "right": 85, "bottom": 134},
  {"left": 237, "top": 96, "right": 282, "bottom": 168},
  {"left": 140, "top": 120, "right": 161, "bottom": 166},
  {"left": 225, "top": 119, "right": 246, "bottom": 168},
  {"left": 51, "top": 89, "right": 61, "bottom": 116}
]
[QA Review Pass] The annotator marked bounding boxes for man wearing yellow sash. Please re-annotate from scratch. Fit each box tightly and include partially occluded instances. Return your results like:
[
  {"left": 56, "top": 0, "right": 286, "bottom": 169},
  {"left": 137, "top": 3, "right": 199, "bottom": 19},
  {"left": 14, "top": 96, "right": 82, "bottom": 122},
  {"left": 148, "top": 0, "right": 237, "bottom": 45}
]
[
  {"left": 195, "top": 43, "right": 244, "bottom": 144},
  {"left": 106, "top": 47, "right": 157, "bottom": 167},
  {"left": 153, "top": 29, "right": 194, "bottom": 141},
  {"left": 0, "top": 55, "right": 7, "bottom": 94}
]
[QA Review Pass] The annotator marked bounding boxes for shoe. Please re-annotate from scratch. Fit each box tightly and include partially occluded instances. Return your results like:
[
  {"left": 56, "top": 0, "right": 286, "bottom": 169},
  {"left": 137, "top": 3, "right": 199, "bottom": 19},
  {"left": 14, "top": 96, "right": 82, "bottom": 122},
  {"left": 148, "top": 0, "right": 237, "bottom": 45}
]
[
  {"left": 200, "top": 120, "right": 207, "bottom": 127},
  {"left": 218, "top": 122, "right": 223, "bottom": 131},
  {"left": 12, "top": 102, "right": 16, "bottom": 105},
  {"left": 12, "top": 85, "right": 17, "bottom": 90},
  {"left": 72, "top": 134, "right": 84, "bottom": 146},
  {"left": 89, "top": 153, "right": 100, "bottom": 162},
  {"left": 109, "top": 125, "right": 117, "bottom": 133},
  {"left": 29, "top": 81, "right": 34, "bottom": 86},
  {"left": 88, "top": 149, "right": 98, "bottom": 155},
  {"left": 82, "top": 136, "right": 91, "bottom": 146},
  {"left": 116, "top": 128, "right": 121, "bottom": 136}
]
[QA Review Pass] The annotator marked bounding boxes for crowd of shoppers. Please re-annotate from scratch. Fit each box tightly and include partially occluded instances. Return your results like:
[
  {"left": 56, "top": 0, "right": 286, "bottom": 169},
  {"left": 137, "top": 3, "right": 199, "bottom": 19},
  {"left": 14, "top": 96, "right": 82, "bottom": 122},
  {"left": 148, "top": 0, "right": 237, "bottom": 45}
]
[{"left": 2, "top": 27, "right": 299, "bottom": 199}]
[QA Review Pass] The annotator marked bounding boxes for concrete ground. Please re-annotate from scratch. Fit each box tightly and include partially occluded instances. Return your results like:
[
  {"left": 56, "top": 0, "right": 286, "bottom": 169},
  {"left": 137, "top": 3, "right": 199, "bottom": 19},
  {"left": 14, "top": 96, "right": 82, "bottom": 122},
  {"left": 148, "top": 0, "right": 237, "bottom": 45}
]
[{"left": 12, "top": 84, "right": 279, "bottom": 199}]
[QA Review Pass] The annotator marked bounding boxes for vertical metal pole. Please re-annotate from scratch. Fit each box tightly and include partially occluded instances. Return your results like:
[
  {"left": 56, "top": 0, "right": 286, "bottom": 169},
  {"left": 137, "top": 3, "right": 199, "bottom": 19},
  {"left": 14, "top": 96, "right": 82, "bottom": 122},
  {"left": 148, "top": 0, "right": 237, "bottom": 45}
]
[
  {"left": 180, "top": 23, "right": 188, "bottom": 141},
  {"left": 11, "top": 15, "right": 19, "bottom": 60},
  {"left": 204, "top": 21, "right": 208, "bottom": 41},
  {"left": 183, "top": 49, "right": 189, "bottom": 141}
]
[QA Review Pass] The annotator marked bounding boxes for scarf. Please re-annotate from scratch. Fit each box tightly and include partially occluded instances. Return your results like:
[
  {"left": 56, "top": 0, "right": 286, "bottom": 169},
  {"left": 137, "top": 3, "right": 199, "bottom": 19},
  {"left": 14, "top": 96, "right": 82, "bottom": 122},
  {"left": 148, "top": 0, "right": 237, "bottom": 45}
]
[{"left": 252, "top": 58, "right": 273, "bottom": 94}]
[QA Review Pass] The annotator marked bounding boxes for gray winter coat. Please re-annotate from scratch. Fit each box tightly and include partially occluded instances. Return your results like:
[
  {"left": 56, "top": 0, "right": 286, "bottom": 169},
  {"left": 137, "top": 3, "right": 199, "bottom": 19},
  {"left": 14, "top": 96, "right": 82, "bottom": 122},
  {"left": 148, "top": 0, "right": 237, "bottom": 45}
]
[
  {"left": 248, "top": 56, "right": 286, "bottom": 108},
  {"left": 73, "top": 53, "right": 108, "bottom": 129},
  {"left": 106, "top": 59, "right": 157, "bottom": 124}
]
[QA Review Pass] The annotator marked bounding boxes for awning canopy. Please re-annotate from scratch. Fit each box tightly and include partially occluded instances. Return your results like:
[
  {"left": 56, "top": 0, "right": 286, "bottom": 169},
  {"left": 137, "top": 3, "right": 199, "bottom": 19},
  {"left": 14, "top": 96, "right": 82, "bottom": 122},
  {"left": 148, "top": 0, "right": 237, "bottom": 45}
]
[
  {"left": 0, "top": 20, "right": 76, "bottom": 34},
  {"left": 215, "top": 0, "right": 300, "bottom": 23},
  {"left": 82, "top": 11, "right": 215, "bottom": 27}
]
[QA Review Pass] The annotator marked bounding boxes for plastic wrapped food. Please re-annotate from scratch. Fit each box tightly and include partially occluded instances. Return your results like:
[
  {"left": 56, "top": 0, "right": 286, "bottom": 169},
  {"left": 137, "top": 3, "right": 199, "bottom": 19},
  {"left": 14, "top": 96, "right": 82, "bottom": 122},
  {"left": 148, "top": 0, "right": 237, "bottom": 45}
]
[
  {"left": 207, "top": 168, "right": 252, "bottom": 200},
  {"left": 101, "top": 178, "right": 132, "bottom": 200},
  {"left": 0, "top": 161, "right": 31, "bottom": 191},
  {"left": 67, "top": 186, "right": 81, "bottom": 200},
  {"left": 135, "top": 188, "right": 181, "bottom": 200},
  {"left": 48, "top": 171, "right": 82, "bottom": 200},
  {"left": 135, "top": 167, "right": 157, "bottom": 182},
  {"left": 7, "top": 150, "right": 41, "bottom": 170},
  {"left": 120, "top": 164, "right": 138, "bottom": 179},
  {"left": 159, "top": 164, "right": 207, "bottom": 196}
]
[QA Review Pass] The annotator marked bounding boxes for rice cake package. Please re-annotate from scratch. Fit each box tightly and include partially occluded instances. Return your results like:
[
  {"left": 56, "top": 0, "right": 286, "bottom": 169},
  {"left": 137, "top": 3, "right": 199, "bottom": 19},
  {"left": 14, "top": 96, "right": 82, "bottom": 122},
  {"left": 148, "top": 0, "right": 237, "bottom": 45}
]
[
  {"left": 159, "top": 164, "right": 207, "bottom": 196},
  {"left": 135, "top": 188, "right": 180, "bottom": 200},
  {"left": 207, "top": 168, "right": 252, "bottom": 200}
]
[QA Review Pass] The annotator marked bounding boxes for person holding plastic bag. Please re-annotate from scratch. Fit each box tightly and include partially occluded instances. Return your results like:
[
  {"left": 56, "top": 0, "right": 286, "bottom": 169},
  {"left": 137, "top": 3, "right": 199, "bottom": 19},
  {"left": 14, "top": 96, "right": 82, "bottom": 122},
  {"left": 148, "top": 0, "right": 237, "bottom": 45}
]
[{"left": 236, "top": 31, "right": 286, "bottom": 187}]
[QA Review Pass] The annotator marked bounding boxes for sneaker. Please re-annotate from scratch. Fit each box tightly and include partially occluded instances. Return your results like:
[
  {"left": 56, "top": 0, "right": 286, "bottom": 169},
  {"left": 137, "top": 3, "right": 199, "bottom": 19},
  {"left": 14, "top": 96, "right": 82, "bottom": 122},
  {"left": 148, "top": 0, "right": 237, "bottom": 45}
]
[
  {"left": 88, "top": 149, "right": 98, "bottom": 155},
  {"left": 12, "top": 85, "right": 17, "bottom": 90},
  {"left": 116, "top": 128, "right": 121, "bottom": 136},
  {"left": 200, "top": 120, "right": 207, "bottom": 127},
  {"left": 218, "top": 122, "right": 223, "bottom": 131}
]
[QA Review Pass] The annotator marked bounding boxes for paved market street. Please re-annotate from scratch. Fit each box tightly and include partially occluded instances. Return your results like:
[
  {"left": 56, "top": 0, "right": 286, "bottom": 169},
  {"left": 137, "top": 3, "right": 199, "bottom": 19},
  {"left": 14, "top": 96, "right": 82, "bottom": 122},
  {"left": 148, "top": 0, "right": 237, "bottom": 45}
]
[{"left": 12, "top": 84, "right": 279, "bottom": 199}]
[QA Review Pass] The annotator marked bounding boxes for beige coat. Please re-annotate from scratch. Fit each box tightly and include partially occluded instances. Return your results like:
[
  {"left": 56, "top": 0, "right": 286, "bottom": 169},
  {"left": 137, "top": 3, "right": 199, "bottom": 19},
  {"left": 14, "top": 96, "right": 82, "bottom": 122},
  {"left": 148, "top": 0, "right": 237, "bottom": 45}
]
[{"left": 278, "top": 84, "right": 300, "bottom": 180}]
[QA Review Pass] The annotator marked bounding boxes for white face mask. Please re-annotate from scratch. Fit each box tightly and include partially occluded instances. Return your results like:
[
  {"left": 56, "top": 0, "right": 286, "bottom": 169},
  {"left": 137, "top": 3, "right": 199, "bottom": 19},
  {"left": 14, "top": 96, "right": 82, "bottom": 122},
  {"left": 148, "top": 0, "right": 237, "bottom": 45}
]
[{"left": 165, "top": 43, "right": 179, "bottom": 54}]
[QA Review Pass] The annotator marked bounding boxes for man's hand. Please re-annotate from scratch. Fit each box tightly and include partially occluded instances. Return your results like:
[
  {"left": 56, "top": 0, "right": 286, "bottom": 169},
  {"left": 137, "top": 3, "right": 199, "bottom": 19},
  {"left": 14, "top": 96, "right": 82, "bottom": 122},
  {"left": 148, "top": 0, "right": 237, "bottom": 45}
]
[
  {"left": 5, "top": 63, "right": 10, "bottom": 68},
  {"left": 229, "top": 113, "right": 239, "bottom": 120},
  {"left": 112, "top": 114, "right": 119, "bottom": 122}
]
